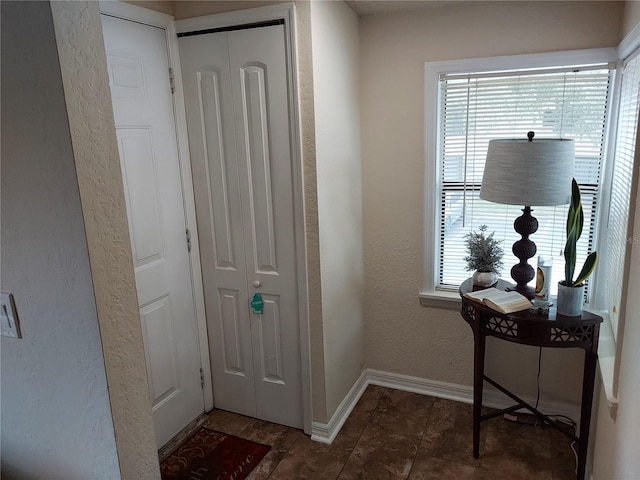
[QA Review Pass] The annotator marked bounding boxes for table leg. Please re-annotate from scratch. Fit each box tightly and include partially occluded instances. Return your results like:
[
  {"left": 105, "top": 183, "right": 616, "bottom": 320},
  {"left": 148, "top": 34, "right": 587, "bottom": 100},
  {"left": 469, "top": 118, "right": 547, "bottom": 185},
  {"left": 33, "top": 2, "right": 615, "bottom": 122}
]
[
  {"left": 576, "top": 349, "right": 597, "bottom": 480},
  {"left": 473, "top": 327, "right": 486, "bottom": 459}
]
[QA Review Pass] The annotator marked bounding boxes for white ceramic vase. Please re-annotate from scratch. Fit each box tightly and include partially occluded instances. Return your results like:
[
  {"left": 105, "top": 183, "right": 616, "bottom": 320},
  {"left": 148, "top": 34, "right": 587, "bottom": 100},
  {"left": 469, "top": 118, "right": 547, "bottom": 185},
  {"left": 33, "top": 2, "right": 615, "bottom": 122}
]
[
  {"left": 472, "top": 271, "right": 498, "bottom": 288},
  {"left": 557, "top": 282, "right": 585, "bottom": 317}
]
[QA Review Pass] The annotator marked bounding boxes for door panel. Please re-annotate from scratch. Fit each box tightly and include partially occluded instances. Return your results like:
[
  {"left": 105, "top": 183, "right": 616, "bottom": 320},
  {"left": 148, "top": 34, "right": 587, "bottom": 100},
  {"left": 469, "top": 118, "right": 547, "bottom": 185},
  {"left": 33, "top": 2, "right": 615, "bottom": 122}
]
[
  {"left": 179, "top": 31, "right": 257, "bottom": 417},
  {"left": 240, "top": 64, "right": 279, "bottom": 274},
  {"left": 198, "top": 71, "right": 237, "bottom": 270},
  {"left": 179, "top": 25, "right": 302, "bottom": 428},
  {"left": 117, "top": 128, "right": 164, "bottom": 267},
  {"left": 107, "top": 53, "right": 146, "bottom": 98},
  {"left": 258, "top": 293, "right": 284, "bottom": 383},
  {"left": 102, "top": 15, "right": 204, "bottom": 448},
  {"left": 140, "top": 295, "right": 179, "bottom": 405},
  {"left": 217, "top": 288, "right": 246, "bottom": 375},
  {"left": 229, "top": 25, "right": 302, "bottom": 428}
]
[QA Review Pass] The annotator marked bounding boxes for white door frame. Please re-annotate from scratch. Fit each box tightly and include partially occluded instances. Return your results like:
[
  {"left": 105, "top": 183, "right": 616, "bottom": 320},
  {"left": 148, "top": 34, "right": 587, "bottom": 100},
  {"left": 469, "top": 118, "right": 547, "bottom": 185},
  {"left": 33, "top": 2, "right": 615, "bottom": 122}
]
[
  {"left": 99, "top": 0, "right": 214, "bottom": 413},
  {"left": 174, "top": 3, "right": 312, "bottom": 435}
]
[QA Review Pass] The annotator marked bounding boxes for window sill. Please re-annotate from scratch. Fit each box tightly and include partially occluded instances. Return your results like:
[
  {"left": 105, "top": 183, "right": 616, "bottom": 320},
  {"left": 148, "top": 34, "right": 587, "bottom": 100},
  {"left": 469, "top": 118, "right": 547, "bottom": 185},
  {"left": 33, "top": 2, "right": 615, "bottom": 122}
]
[
  {"left": 585, "top": 307, "right": 619, "bottom": 418},
  {"left": 419, "top": 290, "right": 461, "bottom": 309}
]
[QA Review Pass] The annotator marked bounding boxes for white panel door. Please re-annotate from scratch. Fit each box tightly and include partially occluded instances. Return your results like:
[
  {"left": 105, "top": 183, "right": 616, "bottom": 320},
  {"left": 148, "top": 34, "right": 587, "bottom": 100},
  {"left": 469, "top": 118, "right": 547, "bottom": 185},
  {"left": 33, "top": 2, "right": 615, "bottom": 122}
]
[
  {"left": 228, "top": 26, "right": 302, "bottom": 428},
  {"left": 102, "top": 15, "right": 205, "bottom": 448},
  {"left": 179, "top": 25, "right": 302, "bottom": 428},
  {"left": 178, "top": 31, "right": 257, "bottom": 418}
]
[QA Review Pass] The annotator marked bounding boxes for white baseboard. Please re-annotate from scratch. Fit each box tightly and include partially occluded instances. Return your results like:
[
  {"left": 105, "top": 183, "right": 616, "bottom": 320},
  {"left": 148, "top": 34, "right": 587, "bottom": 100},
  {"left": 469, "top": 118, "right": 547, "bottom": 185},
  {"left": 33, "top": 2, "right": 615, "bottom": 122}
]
[
  {"left": 367, "top": 369, "right": 472, "bottom": 402},
  {"left": 310, "top": 369, "right": 368, "bottom": 444},
  {"left": 368, "top": 369, "right": 580, "bottom": 428},
  {"left": 311, "top": 368, "right": 580, "bottom": 445}
]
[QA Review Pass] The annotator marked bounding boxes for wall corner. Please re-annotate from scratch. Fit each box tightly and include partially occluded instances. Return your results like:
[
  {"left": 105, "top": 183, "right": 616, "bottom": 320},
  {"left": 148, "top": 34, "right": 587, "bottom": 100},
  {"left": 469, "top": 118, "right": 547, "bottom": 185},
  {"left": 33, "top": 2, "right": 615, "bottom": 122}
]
[{"left": 49, "top": 1, "right": 160, "bottom": 478}]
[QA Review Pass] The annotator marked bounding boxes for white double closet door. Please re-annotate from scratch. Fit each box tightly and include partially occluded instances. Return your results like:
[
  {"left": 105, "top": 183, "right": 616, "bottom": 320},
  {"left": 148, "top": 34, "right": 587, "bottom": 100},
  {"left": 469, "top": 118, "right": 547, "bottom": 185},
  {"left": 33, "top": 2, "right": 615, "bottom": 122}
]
[{"left": 179, "top": 24, "right": 302, "bottom": 428}]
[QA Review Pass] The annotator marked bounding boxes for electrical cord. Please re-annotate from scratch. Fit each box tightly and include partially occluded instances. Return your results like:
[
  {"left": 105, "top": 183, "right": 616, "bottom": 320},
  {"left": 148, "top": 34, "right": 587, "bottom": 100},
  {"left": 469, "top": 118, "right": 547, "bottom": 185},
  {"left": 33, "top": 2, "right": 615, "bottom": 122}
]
[
  {"left": 547, "top": 415, "right": 579, "bottom": 475},
  {"left": 546, "top": 414, "right": 577, "bottom": 425},
  {"left": 518, "top": 348, "right": 578, "bottom": 475},
  {"left": 533, "top": 349, "right": 578, "bottom": 474}
]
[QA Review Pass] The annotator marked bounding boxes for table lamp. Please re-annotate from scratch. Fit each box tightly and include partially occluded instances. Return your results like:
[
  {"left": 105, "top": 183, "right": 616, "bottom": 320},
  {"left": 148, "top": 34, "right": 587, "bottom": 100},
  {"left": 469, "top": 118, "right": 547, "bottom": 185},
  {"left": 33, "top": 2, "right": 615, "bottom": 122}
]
[{"left": 479, "top": 131, "right": 575, "bottom": 298}]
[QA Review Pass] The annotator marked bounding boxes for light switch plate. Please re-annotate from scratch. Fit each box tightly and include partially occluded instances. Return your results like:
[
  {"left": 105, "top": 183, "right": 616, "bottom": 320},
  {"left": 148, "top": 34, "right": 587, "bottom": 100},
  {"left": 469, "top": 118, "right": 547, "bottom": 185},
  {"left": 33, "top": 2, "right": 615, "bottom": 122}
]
[{"left": 1, "top": 293, "right": 22, "bottom": 339}]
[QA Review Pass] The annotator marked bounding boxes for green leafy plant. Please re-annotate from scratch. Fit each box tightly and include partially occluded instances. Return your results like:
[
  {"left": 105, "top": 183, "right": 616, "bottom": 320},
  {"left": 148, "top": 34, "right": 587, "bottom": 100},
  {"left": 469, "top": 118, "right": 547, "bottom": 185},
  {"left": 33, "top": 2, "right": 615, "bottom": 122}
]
[
  {"left": 563, "top": 178, "right": 597, "bottom": 287},
  {"left": 464, "top": 225, "right": 504, "bottom": 273}
]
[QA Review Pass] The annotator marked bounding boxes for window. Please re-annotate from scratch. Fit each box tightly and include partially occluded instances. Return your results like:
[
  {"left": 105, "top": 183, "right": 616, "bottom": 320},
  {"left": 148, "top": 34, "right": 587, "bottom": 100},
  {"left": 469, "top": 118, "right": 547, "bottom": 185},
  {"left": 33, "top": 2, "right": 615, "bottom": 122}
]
[
  {"left": 584, "top": 47, "right": 640, "bottom": 410},
  {"left": 438, "top": 67, "right": 611, "bottom": 292},
  {"left": 598, "top": 50, "right": 640, "bottom": 342},
  {"left": 422, "top": 50, "right": 618, "bottom": 301}
]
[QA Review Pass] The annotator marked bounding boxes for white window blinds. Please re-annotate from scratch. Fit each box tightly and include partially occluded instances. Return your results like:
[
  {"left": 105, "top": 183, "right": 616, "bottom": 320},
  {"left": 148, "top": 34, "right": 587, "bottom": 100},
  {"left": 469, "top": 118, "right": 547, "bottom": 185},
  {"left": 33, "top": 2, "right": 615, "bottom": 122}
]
[
  {"left": 437, "top": 66, "right": 612, "bottom": 291},
  {"left": 605, "top": 52, "right": 640, "bottom": 339}
]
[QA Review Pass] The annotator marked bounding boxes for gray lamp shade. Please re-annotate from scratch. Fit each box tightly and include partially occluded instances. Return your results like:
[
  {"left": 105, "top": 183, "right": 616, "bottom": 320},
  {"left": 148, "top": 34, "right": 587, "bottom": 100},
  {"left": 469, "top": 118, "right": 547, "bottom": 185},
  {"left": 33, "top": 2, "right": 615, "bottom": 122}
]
[{"left": 480, "top": 138, "right": 575, "bottom": 206}]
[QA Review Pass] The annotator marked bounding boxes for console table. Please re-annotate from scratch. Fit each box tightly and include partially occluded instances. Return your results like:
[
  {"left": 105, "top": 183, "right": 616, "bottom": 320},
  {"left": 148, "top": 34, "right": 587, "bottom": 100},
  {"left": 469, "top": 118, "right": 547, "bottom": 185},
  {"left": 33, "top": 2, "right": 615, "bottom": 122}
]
[{"left": 459, "top": 278, "right": 602, "bottom": 480}]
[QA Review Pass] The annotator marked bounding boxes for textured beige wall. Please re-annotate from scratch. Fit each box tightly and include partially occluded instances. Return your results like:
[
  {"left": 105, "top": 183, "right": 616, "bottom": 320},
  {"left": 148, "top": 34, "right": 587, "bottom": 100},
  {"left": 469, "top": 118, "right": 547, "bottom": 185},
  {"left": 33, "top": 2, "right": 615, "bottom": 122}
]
[
  {"left": 0, "top": 2, "right": 120, "bottom": 477},
  {"left": 360, "top": 1, "right": 623, "bottom": 406},
  {"left": 125, "top": 0, "right": 174, "bottom": 15},
  {"left": 311, "top": 0, "right": 365, "bottom": 420},
  {"left": 50, "top": 2, "right": 160, "bottom": 478},
  {"left": 624, "top": 0, "right": 640, "bottom": 36},
  {"left": 293, "top": 0, "right": 329, "bottom": 424},
  {"left": 172, "top": 0, "right": 285, "bottom": 19}
]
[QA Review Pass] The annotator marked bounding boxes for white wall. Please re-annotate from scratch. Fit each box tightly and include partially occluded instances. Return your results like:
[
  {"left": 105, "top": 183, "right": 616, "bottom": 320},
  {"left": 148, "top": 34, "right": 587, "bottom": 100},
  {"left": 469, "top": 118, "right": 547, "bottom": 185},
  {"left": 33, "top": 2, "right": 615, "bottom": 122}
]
[
  {"left": 311, "top": 0, "right": 365, "bottom": 420},
  {"left": 359, "top": 1, "right": 623, "bottom": 407},
  {"left": 0, "top": 2, "right": 120, "bottom": 477}
]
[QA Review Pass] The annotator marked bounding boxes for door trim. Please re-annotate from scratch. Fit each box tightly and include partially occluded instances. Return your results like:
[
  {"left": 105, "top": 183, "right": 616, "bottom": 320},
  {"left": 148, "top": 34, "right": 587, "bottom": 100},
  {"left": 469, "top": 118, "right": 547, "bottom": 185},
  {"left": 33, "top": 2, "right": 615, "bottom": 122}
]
[
  {"left": 175, "top": 3, "right": 312, "bottom": 435},
  {"left": 174, "top": 3, "right": 295, "bottom": 34},
  {"left": 99, "top": 0, "right": 214, "bottom": 412}
]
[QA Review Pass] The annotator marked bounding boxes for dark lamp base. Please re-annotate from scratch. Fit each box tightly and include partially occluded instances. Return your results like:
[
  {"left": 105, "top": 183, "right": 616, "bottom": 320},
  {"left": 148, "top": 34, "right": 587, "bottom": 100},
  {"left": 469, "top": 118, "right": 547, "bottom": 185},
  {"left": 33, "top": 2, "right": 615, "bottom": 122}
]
[
  {"left": 509, "top": 284, "right": 536, "bottom": 300},
  {"left": 511, "top": 206, "right": 538, "bottom": 300}
]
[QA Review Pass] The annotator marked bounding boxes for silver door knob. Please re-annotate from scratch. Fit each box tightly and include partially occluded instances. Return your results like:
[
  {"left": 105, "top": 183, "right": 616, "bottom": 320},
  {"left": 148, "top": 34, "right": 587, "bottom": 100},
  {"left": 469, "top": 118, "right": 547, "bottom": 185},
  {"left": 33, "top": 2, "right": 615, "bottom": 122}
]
[{"left": 253, "top": 280, "right": 261, "bottom": 288}]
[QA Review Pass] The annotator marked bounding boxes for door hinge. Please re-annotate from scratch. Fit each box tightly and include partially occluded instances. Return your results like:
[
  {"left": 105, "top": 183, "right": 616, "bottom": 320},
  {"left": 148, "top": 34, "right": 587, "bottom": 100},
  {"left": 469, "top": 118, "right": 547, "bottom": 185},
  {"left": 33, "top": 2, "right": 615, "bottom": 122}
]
[
  {"left": 169, "top": 67, "right": 175, "bottom": 94},
  {"left": 186, "top": 228, "right": 192, "bottom": 252},
  {"left": 200, "top": 367, "right": 205, "bottom": 389}
]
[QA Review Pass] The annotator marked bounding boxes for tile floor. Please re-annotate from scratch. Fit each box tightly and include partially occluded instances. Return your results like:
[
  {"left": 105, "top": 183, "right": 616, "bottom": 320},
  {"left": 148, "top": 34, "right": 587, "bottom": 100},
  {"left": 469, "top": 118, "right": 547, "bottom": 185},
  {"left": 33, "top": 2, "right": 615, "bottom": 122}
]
[{"left": 162, "top": 385, "right": 577, "bottom": 480}]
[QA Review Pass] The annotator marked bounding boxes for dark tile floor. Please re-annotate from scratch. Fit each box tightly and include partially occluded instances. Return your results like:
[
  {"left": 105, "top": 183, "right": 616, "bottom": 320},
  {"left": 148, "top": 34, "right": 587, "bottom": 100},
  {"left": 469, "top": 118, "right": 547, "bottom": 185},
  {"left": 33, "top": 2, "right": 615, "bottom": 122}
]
[{"left": 164, "top": 385, "right": 577, "bottom": 480}]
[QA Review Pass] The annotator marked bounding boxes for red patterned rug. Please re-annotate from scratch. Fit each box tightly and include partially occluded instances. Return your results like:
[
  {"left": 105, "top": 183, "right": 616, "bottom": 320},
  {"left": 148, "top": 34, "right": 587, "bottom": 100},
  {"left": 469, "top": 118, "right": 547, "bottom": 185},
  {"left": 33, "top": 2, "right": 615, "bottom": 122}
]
[{"left": 160, "top": 427, "right": 270, "bottom": 480}]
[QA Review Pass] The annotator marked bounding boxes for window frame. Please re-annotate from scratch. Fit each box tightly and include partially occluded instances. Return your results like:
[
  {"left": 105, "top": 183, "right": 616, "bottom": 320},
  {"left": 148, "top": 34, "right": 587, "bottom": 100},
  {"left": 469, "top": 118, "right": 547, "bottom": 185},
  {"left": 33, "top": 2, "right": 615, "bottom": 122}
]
[
  {"left": 589, "top": 38, "right": 640, "bottom": 415},
  {"left": 421, "top": 48, "right": 619, "bottom": 306}
]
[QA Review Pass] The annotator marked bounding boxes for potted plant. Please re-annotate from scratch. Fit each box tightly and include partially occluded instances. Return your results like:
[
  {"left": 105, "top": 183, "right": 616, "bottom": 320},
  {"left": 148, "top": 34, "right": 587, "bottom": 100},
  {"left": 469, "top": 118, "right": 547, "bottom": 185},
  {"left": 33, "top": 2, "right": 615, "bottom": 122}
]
[
  {"left": 557, "top": 179, "right": 598, "bottom": 316},
  {"left": 464, "top": 225, "right": 504, "bottom": 287}
]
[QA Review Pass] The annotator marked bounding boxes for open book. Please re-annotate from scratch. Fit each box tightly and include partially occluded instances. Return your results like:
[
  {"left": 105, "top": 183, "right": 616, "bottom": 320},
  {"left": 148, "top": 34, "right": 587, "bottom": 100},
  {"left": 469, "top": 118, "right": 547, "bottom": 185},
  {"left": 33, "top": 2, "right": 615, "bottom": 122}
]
[{"left": 463, "top": 287, "right": 532, "bottom": 314}]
